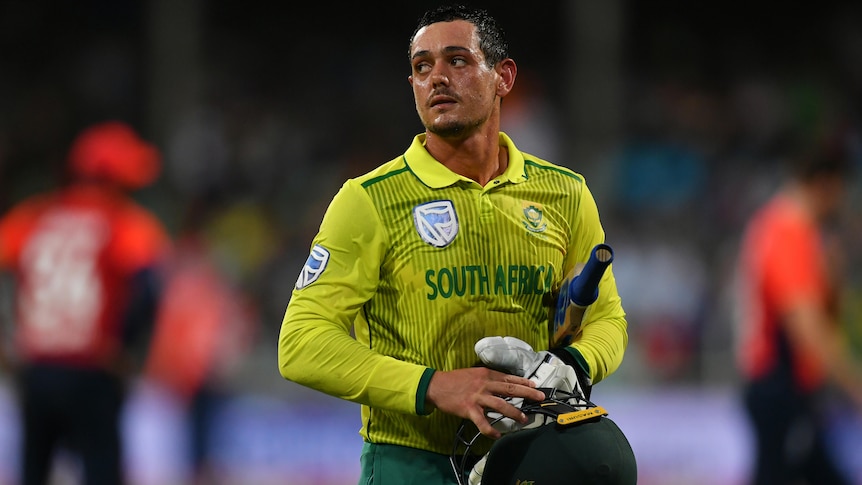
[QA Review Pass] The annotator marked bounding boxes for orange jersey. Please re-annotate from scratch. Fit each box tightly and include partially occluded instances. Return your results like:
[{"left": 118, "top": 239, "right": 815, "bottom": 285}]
[
  {"left": 0, "top": 184, "right": 169, "bottom": 367},
  {"left": 144, "top": 236, "right": 255, "bottom": 400},
  {"left": 736, "top": 194, "right": 833, "bottom": 391}
]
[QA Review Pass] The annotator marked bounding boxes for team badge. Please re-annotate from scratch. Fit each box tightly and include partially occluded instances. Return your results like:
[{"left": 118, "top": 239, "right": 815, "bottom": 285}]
[
  {"left": 522, "top": 203, "right": 547, "bottom": 233},
  {"left": 413, "top": 200, "right": 458, "bottom": 248},
  {"left": 296, "top": 244, "right": 330, "bottom": 289}
]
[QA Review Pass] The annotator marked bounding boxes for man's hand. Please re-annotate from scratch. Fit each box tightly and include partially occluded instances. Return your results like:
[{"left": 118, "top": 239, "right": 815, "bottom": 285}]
[{"left": 425, "top": 367, "right": 545, "bottom": 439}]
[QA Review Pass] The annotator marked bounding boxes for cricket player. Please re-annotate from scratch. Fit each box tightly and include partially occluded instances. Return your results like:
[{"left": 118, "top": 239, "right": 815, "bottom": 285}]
[
  {"left": 278, "top": 5, "right": 628, "bottom": 484},
  {"left": 0, "top": 121, "right": 170, "bottom": 485},
  {"left": 735, "top": 134, "right": 862, "bottom": 485}
]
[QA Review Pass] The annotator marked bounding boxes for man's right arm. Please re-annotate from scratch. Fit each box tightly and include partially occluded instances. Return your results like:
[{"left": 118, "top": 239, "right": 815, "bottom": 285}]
[{"left": 278, "top": 180, "right": 430, "bottom": 415}]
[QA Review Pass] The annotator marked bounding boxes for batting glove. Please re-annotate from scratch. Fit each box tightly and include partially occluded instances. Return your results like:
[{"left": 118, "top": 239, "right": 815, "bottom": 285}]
[{"left": 474, "top": 336, "right": 584, "bottom": 433}]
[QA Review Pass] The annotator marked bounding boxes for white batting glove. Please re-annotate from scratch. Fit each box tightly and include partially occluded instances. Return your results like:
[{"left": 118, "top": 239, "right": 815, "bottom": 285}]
[
  {"left": 475, "top": 336, "right": 580, "bottom": 392},
  {"left": 475, "top": 336, "right": 583, "bottom": 433}
]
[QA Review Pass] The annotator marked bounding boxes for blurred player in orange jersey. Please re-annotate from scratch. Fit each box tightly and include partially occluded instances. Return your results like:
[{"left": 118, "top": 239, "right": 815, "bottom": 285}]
[
  {"left": 735, "top": 132, "right": 862, "bottom": 485},
  {"left": 0, "top": 121, "right": 171, "bottom": 485},
  {"left": 144, "top": 196, "right": 257, "bottom": 485}
]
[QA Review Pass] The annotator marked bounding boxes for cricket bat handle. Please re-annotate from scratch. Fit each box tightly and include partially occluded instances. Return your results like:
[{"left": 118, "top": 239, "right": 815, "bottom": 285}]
[{"left": 549, "top": 243, "right": 614, "bottom": 348}]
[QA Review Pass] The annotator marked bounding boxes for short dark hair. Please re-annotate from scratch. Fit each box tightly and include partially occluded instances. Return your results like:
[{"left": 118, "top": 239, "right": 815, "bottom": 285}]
[{"left": 409, "top": 4, "right": 509, "bottom": 68}]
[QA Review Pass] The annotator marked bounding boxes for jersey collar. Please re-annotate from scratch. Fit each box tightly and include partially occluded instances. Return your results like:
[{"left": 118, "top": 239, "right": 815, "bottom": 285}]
[{"left": 403, "top": 132, "right": 528, "bottom": 189}]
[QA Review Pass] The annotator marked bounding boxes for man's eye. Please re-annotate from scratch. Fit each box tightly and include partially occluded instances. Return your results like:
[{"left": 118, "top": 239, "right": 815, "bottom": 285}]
[
  {"left": 451, "top": 58, "right": 467, "bottom": 66},
  {"left": 414, "top": 63, "right": 431, "bottom": 74}
]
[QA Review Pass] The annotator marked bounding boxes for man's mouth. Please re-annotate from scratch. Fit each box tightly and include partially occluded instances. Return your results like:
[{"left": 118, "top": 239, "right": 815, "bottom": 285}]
[{"left": 429, "top": 94, "right": 457, "bottom": 108}]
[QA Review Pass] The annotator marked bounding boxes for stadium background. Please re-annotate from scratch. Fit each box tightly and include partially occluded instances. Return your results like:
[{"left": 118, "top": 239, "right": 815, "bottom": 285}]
[{"left": 1, "top": 0, "right": 862, "bottom": 483}]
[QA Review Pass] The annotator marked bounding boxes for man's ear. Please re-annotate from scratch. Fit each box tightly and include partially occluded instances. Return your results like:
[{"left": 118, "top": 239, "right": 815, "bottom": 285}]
[{"left": 496, "top": 58, "right": 517, "bottom": 97}]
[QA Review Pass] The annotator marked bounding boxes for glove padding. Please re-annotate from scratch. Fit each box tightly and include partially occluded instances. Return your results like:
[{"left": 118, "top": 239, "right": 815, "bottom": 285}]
[{"left": 474, "top": 336, "right": 583, "bottom": 434}]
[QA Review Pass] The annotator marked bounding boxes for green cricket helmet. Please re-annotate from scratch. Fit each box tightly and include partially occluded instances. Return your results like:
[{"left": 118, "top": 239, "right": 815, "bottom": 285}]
[{"left": 451, "top": 388, "right": 637, "bottom": 485}]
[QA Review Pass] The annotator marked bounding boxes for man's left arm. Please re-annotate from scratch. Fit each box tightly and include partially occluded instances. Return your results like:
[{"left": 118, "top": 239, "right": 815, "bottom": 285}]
[{"left": 556, "top": 179, "right": 628, "bottom": 390}]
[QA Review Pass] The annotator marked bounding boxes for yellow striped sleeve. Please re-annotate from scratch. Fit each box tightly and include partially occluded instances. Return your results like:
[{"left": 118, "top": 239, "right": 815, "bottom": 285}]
[
  {"left": 568, "top": 181, "right": 628, "bottom": 384},
  {"left": 278, "top": 178, "right": 429, "bottom": 414}
]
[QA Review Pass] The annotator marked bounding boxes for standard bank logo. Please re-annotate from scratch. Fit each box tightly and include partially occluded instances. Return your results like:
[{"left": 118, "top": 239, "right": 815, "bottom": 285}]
[
  {"left": 413, "top": 200, "right": 458, "bottom": 248},
  {"left": 296, "top": 244, "right": 330, "bottom": 289}
]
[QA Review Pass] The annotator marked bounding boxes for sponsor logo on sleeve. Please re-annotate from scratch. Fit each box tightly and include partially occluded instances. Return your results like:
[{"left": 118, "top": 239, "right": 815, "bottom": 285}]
[{"left": 296, "top": 244, "right": 330, "bottom": 289}]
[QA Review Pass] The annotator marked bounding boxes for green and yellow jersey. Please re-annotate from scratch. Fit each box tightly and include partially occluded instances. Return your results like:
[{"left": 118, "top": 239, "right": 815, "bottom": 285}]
[{"left": 278, "top": 132, "right": 627, "bottom": 455}]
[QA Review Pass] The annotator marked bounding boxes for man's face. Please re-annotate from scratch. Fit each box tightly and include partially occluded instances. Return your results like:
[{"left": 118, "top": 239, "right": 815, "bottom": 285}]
[{"left": 408, "top": 20, "right": 500, "bottom": 138}]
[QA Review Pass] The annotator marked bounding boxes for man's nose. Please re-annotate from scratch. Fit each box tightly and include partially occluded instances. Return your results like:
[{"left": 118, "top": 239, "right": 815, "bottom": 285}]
[{"left": 430, "top": 65, "right": 450, "bottom": 87}]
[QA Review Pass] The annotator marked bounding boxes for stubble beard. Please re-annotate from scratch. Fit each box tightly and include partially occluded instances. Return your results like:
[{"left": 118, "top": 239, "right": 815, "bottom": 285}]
[{"left": 425, "top": 113, "right": 485, "bottom": 139}]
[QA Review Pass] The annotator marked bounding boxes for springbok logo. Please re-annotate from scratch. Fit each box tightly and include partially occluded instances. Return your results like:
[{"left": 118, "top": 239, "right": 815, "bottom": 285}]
[
  {"left": 413, "top": 200, "right": 458, "bottom": 248},
  {"left": 522, "top": 203, "right": 547, "bottom": 233}
]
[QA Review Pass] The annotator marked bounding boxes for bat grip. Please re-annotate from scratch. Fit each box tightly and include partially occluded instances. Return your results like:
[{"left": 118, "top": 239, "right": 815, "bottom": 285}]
[{"left": 568, "top": 244, "right": 614, "bottom": 307}]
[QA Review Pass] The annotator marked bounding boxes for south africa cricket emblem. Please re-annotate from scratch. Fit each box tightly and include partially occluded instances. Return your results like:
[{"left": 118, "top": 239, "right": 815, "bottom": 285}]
[
  {"left": 413, "top": 200, "right": 459, "bottom": 248},
  {"left": 522, "top": 203, "right": 547, "bottom": 233}
]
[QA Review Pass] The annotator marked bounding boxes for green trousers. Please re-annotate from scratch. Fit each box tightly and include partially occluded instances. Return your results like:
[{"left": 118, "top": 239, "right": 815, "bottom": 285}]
[{"left": 358, "top": 442, "right": 462, "bottom": 485}]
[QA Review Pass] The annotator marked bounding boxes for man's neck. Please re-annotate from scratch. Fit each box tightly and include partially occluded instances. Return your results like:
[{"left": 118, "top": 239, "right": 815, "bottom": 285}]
[{"left": 424, "top": 129, "right": 508, "bottom": 186}]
